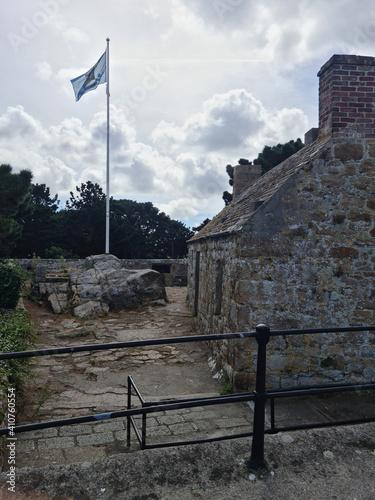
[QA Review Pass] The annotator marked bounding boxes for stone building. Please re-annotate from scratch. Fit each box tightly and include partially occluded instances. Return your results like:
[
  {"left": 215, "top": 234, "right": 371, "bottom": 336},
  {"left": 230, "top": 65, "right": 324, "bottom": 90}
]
[{"left": 187, "top": 54, "right": 375, "bottom": 389}]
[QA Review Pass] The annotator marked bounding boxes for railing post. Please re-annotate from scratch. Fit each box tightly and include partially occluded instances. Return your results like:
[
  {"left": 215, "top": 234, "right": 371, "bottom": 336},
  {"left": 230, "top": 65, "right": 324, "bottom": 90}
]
[
  {"left": 127, "top": 376, "right": 131, "bottom": 447},
  {"left": 247, "top": 323, "right": 270, "bottom": 471}
]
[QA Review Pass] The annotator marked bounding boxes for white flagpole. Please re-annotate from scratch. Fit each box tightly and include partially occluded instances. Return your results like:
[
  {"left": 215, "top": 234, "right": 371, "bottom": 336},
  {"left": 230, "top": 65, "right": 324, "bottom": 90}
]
[{"left": 105, "top": 37, "right": 110, "bottom": 254}]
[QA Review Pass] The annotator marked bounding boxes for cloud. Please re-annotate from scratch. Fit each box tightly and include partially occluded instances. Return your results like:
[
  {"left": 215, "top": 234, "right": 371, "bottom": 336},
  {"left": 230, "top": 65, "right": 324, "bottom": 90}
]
[
  {"left": 151, "top": 88, "right": 307, "bottom": 158},
  {"left": 35, "top": 61, "right": 53, "bottom": 80},
  {"left": 177, "top": 0, "right": 375, "bottom": 67},
  {"left": 178, "top": 0, "right": 254, "bottom": 30},
  {"left": 63, "top": 27, "right": 89, "bottom": 43}
]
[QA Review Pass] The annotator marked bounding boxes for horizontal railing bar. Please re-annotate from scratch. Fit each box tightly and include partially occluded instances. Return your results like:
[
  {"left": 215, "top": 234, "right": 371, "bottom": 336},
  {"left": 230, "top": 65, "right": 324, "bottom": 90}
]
[
  {"left": 268, "top": 382, "right": 375, "bottom": 399},
  {"left": 266, "top": 415, "right": 375, "bottom": 434},
  {"left": 269, "top": 380, "right": 375, "bottom": 393},
  {"left": 0, "top": 393, "right": 256, "bottom": 435},
  {"left": 0, "top": 332, "right": 258, "bottom": 360},
  {"left": 142, "top": 391, "right": 256, "bottom": 407},
  {"left": 269, "top": 325, "right": 375, "bottom": 336},
  {"left": 142, "top": 431, "right": 254, "bottom": 450},
  {"left": 1, "top": 325, "right": 374, "bottom": 361}
]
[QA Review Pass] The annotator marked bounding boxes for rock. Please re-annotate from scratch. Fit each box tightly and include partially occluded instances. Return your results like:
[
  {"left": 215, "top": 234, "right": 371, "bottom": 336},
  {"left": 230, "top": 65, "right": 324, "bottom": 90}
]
[
  {"left": 33, "top": 254, "right": 167, "bottom": 317},
  {"left": 84, "top": 254, "right": 123, "bottom": 271},
  {"left": 73, "top": 301, "right": 110, "bottom": 319}
]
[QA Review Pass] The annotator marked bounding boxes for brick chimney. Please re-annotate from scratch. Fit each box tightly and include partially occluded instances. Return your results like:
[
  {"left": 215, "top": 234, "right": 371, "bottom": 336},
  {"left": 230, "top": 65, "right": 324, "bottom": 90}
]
[
  {"left": 232, "top": 162, "right": 262, "bottom": 200},
  {"left": 318, "top": 54, "right": 375, "bottom": 139}
]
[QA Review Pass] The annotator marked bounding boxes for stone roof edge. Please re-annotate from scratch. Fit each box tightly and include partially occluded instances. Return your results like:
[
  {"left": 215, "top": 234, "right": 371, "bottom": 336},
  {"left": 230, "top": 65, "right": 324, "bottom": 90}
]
[
  {"left": 187, "top": 228, "right": 236, "bottom": 244},
  {"left": 188, "top": 137, "right": 331, "bottom": 244}
]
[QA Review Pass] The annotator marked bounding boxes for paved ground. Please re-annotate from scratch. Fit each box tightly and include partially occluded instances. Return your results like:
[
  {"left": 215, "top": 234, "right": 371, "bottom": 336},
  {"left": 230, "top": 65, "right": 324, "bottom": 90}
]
[
  {"left": 1, "top": 423, "right": 374, "bottom": 499},
  {"left": 6, "top": 287, "right": 254, "bottom": 468},
  {"left": 1, "top": 287, "right": 374, "bottom": 499}
]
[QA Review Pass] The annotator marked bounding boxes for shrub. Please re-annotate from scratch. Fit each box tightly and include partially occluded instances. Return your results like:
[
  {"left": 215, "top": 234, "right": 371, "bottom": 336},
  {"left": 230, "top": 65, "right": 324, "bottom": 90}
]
[
  {"left": 219, "top": 383, "right": 234, "bottom": 395},
  {"left": 0, "top": 260, "right": 28, "bottom": 309},
  {"left": 0, "top": 309, "right": 36, "bottom": 390}
]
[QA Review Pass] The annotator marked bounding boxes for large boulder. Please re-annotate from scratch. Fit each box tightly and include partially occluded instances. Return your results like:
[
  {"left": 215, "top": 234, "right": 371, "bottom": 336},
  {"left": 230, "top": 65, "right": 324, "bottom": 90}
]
[
  {"left": 70, "top": 255, "right": 167, "bottom": 312},
  {"left": 34, "top": 255, "right": 167, "bottom": 316}
]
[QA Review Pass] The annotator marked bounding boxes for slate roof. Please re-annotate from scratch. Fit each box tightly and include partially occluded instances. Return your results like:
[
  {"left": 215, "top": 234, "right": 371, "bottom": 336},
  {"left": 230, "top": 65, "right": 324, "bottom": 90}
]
[{"left": 189, "top": 137, "right": 330, "bottom": 242}]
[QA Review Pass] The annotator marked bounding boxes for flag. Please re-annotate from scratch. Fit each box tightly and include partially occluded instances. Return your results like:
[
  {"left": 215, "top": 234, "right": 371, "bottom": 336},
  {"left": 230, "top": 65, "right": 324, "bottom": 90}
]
[{"left": 71, "top": 51, "right": 106, "bottom": 102}]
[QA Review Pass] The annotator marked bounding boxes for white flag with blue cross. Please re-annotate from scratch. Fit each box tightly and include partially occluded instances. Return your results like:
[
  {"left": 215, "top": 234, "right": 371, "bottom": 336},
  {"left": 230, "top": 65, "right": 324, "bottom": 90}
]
[{"left": 71, "top": 51, "right": 106, "bottom": 102}]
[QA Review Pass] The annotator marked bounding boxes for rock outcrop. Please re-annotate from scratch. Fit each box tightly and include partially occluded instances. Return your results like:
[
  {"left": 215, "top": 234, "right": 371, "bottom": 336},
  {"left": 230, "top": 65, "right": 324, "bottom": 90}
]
[{"left": 33, "top": 254, "right": 167, "bottom": 318}]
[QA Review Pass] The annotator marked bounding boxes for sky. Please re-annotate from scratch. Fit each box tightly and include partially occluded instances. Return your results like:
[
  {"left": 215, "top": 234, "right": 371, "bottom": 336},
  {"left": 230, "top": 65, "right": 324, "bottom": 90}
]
[{"left": 1, "top": 0, "right": 375, "bottom": 229}]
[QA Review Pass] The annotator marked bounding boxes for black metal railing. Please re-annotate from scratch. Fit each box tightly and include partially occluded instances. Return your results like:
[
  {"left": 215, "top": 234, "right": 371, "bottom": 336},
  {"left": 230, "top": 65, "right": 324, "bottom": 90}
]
[{"left": 0, "top": 324, "right": 374, "bottom": 470}]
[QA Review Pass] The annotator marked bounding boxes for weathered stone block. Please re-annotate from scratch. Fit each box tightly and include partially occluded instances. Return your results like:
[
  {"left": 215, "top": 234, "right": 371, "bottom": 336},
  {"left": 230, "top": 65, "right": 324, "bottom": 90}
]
[
  {"left": 334, "top": 143, "right": 364, "bottom": 161},
  {"left": 329, "top": 247, "right": 359, "bottom": 259}
]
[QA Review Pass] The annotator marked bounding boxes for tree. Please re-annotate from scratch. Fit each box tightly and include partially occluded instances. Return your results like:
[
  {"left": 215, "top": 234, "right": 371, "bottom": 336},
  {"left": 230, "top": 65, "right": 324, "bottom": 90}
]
[
  {"left": 110, "top": 199, "right": 193, "bottom": 259},
  {"left": 253, "top": 138, "right": 304, "bottom": 174},
  {"left": 0, "top": 164, "right": 33, "bottom": 257},
  {"left": 222, "top": 139, "right": 304, "bottom": 204},
  {"left": 193, "top": 218, "right": 211, "bottom": 232},
  {"left": 9, "top": 177, "right": 194, "bottom": 259},
  {"left": 64, "top": 181, "right": 107, "bottom": 256},
  {"left": 13, "top": 183, "right": 60, "bottom": 258},
  {"left": 222, "top": 164, "right": 234, "bottom": 206}
]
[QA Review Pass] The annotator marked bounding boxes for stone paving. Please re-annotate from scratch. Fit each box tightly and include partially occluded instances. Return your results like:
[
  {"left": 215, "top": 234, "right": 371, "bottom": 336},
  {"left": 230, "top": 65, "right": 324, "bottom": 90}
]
[{"left": 11, "top": 288, "right": 255, "bottom": 468}]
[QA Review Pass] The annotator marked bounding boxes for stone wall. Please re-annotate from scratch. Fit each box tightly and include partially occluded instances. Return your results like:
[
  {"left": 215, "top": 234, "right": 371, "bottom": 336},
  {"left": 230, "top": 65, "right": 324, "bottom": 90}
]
[
  {"left": 187, "top": 54, "right": 375, "bottom": 391},
  {"left": 187, "top": 136, "right": 375, "bottom": 390},
  {"left": 19, "top": 258, "right": 187, "bottom": 287}
]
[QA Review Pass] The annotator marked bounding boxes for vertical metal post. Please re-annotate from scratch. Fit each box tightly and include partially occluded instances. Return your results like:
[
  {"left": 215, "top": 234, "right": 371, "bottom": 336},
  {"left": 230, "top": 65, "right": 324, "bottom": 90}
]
[
  {"left": 141, "top": 414, "right": 147, "bottom": 449},
  {"left": 105, "top": 37, "right": 110, "bottom": 254},
  {"left": 127, "top": 376, "right": 131, "bottom": 447},
  {"left": 247, "top": 324, "right": 270, "bottom": 471}
]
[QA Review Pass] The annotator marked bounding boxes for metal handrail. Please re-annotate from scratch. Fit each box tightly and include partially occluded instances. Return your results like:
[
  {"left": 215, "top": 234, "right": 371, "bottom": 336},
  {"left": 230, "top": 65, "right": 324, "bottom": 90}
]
[{"left": 1, "top": 324, "right": 374, "bottom": 470}]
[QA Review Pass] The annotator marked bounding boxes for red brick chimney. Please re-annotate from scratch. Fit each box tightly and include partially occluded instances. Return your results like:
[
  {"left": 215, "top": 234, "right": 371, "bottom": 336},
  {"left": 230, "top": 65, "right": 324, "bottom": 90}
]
[{"left": 318, "top": 54, "right": 375, "bottom": 139}]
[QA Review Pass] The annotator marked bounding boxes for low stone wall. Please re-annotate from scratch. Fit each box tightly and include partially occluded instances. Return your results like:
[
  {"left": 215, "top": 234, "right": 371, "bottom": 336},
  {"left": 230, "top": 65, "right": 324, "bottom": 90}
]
[{"left": 18, "top": 258, "right": 187, "bottom": 287}]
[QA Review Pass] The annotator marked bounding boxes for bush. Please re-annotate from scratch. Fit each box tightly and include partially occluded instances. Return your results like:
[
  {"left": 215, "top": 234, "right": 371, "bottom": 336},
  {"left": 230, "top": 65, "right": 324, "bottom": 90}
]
[
  {"left": 0, "top": 309, "right": 36, "bottom": 391},
  {"left": 0, "top": 309, "right": 37, "bottom": 427},
  {"left": 0, "top": 260, "right": 28, "bottom": 309}
]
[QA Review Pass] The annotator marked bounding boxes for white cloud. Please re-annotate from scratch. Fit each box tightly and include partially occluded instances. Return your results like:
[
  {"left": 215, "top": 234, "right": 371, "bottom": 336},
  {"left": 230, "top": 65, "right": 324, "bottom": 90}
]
[
  {"left": 63, "top": 27, "right": 89, "bottom": 43},
  {"left": 4, "top": 0, "right": 375, "bottom": 228},
  {"left": 35, "top": 61, "right": 53, "bottom": 80},
  {"left": 151, "top": 89, "right": 307, "bottom": 159}
]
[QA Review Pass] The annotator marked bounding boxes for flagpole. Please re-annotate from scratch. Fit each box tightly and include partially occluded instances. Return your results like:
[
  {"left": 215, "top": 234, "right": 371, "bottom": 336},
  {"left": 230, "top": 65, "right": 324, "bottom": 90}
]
[{"left": 105, "top": 37, "right": 110, "bottom": 254}]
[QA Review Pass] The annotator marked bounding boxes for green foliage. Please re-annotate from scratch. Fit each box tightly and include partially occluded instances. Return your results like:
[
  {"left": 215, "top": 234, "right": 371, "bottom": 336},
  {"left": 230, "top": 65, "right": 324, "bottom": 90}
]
[
  {"left": 223, "top": 164, "right": 234, "bottom": 206},
  {"left": 0, "top": 260, "right": 28, "bottom": 309},
  {"left": 9, "top": 179, "right": 194, "bottom": 259},
  {"left": 0, "top": 164, "right": 33, "bottom": 257},
  {"left": 14, "top": 183, "right": 60, "bottom": 258},
  {"left": 219, "top": 383, "right": 234, "bottom": 395},
  {"left": 222, "top": 139, "right": 304, "bottom": 204},
  {"left": 193, "top": 218, "right": 211, "bottom": 232},
  {"left": 0, "top": 309, "right": 36, "bottom": 391},
  {"left": 44, "top": 246, "right": 78, "bottom": 259},
  {"left": 110, "top": 199, "right": 193, "bottom": 258},
  {"left": 253, "top": 138, "right": 304, "bottom": 174}
]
